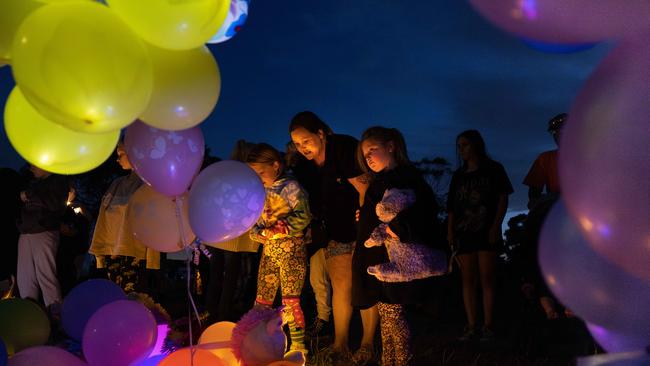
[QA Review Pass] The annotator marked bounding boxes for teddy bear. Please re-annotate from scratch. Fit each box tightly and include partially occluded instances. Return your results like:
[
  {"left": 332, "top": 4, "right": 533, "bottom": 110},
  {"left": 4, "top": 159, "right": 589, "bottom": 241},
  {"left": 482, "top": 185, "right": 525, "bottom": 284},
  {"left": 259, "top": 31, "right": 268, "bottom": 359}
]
[{"left": 364, "top": 188, "right": 448, "bottom": 282}]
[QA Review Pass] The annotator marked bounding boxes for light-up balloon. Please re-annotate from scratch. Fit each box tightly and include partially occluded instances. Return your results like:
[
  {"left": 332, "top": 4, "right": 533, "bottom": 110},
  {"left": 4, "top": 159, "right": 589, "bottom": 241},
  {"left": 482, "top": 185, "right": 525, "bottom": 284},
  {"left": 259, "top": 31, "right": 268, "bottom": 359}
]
[
  {"left": 4, "top": 88, "right": 119, "bottom": 174},
  {"left": 559, "top": 34, "right": 650, "bottom": 280},
  {"left": 0, "top": 0, "right": 41, "bottom": 64},
  {"left": 106, "top": 0, "right": 230, "bottom": 50},
  {"left": 11, "top": 2, "right": 152, "bottom": 133},
  {"left": 0, "top": 299, "right": 50, "bottom": 355},
  {"left": 208, "top": 0, "right": 249, "bottom": 44},
  {"left": 8, "top": 346, "right": 87, "bottom": 366},
  {"left": 469, "top": 0, "right": 650, "bottom": 44},
  {"left": 140, "top": 45, "right": 220, "bottom": 131},
  {"left": 188, "top": 161, "right": 265, "bottom": 243}
]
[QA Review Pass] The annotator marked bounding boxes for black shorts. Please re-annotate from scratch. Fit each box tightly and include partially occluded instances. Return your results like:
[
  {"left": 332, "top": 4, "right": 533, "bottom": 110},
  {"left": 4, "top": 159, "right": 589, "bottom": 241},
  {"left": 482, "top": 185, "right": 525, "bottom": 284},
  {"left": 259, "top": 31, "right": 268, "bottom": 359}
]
[{"left": 456, "top": 240, "right": 500, "bottom": 255}]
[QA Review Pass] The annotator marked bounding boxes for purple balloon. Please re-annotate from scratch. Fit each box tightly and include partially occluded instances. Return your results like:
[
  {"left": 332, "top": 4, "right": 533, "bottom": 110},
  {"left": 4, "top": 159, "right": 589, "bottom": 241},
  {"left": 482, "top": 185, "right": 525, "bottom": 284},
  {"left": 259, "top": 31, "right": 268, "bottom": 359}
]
[
  {"left": 539, "top": 202, "right": 650, "bottom": 334},
  {"left": 82, "top": 300, "right": 157, "bottom": 366},
  {"left": 587, "top": 322, "right": 650, "bottom": 353},
  {"left": 559, "top": 34, "right": 650, "bottom": 280},
  {"left": 9, "top": 346, "right": 87, "bottom": 366},
  {"left": 125, "top": 120, "right": 204, "bottom": 197},
  {"left": 469, "top": 0, "right": 650, "bottom": 44},
  {"left": 188, "top": 160, "right": 265, "bottom": 243},
  {"left": 62, "top": 279, "right": 126, "bottom": 341}
]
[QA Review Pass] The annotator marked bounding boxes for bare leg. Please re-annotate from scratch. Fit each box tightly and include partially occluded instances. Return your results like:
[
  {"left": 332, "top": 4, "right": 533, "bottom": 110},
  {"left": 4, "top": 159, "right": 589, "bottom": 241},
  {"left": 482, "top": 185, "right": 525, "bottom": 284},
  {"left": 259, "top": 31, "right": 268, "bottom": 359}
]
[
  {"left": 457, "top": 253, "right": 479, "bottom": 329},
  {"left": 327, "top": 253, "right": 353, "bottom": 351}
]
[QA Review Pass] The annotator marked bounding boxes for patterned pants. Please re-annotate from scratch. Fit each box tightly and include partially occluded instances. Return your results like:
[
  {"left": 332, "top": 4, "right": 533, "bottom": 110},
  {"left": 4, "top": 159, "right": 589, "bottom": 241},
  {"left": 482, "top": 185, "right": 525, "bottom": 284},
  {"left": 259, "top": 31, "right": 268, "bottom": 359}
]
[
  {"left": 378, "top": 302, "right": 413, "bottom": 366},
  {"left": 255, "top": 237, "right": 307, "bottom": 329},
  {"left": 105, "top": 256, "right": 142, "bottom": 293}
]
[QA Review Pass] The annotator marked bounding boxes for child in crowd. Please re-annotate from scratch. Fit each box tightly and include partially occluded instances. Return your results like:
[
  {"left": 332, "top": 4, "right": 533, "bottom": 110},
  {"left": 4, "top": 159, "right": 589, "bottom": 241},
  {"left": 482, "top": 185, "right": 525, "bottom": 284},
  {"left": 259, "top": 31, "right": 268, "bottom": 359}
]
[
  {"left": 246, "top": 143, "right": 312, "bottom": 354},
  {"left": 354, "top": 126, "right": 441, "bottom": 365}
]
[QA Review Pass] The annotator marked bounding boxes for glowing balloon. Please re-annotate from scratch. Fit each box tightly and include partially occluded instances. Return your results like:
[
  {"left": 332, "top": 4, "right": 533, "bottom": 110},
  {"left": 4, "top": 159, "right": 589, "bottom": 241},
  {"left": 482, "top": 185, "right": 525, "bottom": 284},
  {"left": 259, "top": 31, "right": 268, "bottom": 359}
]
[
  {"left": 559, "top": 34, "right": 650, "bottom": 280},
  {"left": 11, "top": 2, "right": 152, "bottom": 133},
  {"left": 125, "top": 120, "right": 204, "bottom": 197},
  {"left": 188, "top": 161, "right": 265, "bottom": 243},
  {"left": 198, "top": 322, "right": 239, "bottom": 366},
  {"left": 539, "top": 202, "right": 650, "bottom": 334},
  {"left": 105, "top": 0, "right": 230, "bottom": 50},
  {"left": 8, "top": 346, "right": 87, "bottom": 366},
  {"left": 128, "top": 185, "right": 195, "bottom": 252},
  {"left": 0, "top": 0, "right": 41, "bottom": 64},
  {"left": 469, "top": 0, "right": 650, "bottom": 44},
  {"left": 159, "top": 348, "right": 226, "bottom": 366},
  {"left": 4, "top": 88, "right": 119, "bottom": 174},
  {"left": 208, "top": 0, "right": 249, "bottom": 44},
  {"left": 140, "top": 45, "right": 220, "bottom": 131},
  {"left": 61, "top": 279, "right": 126, "bottom": 341},
  {"left": 83, "top": 300, "right": 157, "bottom": 366},
  {"left": 587, "top": 322, "right": 650, "bottom": 353},
  {"left": 0, "top": 298, "right": 50, "bottom": 355}
]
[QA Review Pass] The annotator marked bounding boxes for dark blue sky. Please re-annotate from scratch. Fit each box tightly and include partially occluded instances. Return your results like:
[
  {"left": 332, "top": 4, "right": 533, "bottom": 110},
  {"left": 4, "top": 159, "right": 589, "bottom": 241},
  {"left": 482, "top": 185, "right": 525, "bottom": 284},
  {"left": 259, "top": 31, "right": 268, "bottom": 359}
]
[{"left": 0, "top": 0, "right": 608, "bottom": 211}]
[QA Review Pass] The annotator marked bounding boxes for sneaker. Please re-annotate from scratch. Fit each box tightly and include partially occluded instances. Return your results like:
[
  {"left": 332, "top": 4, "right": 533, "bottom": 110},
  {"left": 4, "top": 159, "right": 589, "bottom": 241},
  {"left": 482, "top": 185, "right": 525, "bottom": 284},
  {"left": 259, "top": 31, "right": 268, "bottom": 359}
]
[
  {"left": 321, "top": 346, "right": 352, "bottom": 366},
  {"left": 458, "top": 325, "right": 478, "bottom": 341},
  {"left": 480, "top": 327, "right": 496, "bottom": 342},
  {"left": 352, "top": 344, "right": 376, "bottom": 366},
  {"left": 306, "top": 317, "right": 331, "bottom": 338}
]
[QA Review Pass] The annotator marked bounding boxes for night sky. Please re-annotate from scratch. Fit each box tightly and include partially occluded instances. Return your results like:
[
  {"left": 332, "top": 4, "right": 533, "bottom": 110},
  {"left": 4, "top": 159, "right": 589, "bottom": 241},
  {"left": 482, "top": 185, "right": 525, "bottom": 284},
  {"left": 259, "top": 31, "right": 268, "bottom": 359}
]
[{"left": 0, "top": 0, "right": 609, "bottom": 213}]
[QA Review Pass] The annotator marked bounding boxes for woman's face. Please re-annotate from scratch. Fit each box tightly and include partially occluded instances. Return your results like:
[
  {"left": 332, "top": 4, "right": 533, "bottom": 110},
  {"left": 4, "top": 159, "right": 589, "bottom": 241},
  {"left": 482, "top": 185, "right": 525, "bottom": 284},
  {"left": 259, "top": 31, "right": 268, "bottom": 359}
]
[
  {"left": 248, "top": 161, "right": 280, "bottom": 187},
  {"left": 361, "top": 139, "right": 394, "bottom": 173},
  {"left": 290, "top": 127, "right": 325, "bottom": 161},
  {"left": 457, "top": 136, "right": 475, "bottom": 161}
]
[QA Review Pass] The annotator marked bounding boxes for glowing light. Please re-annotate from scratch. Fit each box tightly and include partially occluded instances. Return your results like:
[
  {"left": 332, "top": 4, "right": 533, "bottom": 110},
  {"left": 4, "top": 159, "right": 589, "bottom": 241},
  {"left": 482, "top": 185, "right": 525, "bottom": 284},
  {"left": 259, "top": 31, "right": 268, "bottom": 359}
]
[
  {"left": 147, "top": 324, "right": 169, "bottom": 357},
  {"left": 79, "top": 145, "right": 88, "bottom": 154},
  {"left": 546, "top": 275, "right": 557, "bottom": 286},
  {"left": 520, "top": 0, "right": 538, "bottom": 20},
  {"left": 39, "top": 153, "right": 51, "bottom": 165},
  {"left": 73, "top": 207, "right": 82, "bottom": 215},
  {"left": 596, "top": 224, "right": 611, "bottom": 238},
  {"left": 579, "top": 216, "right": 594, "bottom": 232}
]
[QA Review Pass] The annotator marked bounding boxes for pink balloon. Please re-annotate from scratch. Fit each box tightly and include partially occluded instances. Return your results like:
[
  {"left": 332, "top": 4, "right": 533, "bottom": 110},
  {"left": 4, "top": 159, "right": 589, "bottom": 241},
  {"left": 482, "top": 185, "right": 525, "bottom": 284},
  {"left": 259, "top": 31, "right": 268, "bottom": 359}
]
[
  {"left": 128, "top": 185, "right": 194, "bottom": 252},
  {"left": 188, "top": 161, "right": 265, "bottom": 243},
  {"left": 9, "top": 346, "right": 87, "bottom": 366},
  {"left": 539, "top": 202, "right": 650, "bottom": 335},
  {"left": 82, "top": 300, "right": 157, "bottom": 366},
  {"left": 125, "top": 120, "right": 204, "bottom": 197},
  {"left": 587, "top": 322, "right": 650, "bottom": 353},
  {"left": 468, "top": 0, "right": 650, "bottom": 43},
  {"left": 559, "top": 34, "right": 650, "bottom": 280}
]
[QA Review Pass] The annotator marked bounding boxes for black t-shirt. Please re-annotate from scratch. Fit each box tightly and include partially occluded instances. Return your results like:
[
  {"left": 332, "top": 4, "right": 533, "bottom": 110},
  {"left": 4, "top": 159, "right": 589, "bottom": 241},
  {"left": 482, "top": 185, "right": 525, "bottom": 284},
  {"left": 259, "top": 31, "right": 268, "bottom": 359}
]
[
  {"left": 294, "top": 134, "right": 362, "bottom": 244},
  {"left": 447, "top": 159, "right": 513, "bottom": 245}
]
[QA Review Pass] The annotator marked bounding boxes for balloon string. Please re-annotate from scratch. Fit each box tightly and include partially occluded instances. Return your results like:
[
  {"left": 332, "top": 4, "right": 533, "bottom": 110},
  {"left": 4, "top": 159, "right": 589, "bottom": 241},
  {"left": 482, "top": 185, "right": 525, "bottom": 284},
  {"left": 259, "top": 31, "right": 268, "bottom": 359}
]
[{"left": 175, "top": 196, "right": 201, "bottom": 366}]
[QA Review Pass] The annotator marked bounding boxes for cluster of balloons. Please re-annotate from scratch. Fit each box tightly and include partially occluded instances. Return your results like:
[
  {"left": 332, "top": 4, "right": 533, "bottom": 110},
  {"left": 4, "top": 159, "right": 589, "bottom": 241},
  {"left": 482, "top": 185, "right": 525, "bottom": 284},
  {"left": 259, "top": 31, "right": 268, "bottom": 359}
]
[
  {"left": 469, "top": 0, "right": 650, "bottom": 359},
  {"left": 2, "top": 0, "right": 250, "bottom": 175}
]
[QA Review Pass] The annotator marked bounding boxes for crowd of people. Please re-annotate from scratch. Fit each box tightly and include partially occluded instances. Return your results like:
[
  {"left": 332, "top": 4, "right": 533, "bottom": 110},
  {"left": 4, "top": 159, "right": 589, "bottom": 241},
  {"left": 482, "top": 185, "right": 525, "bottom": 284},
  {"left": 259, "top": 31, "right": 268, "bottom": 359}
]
[{"left": 1, "top": 111, "right": 584, "bottom": 365}]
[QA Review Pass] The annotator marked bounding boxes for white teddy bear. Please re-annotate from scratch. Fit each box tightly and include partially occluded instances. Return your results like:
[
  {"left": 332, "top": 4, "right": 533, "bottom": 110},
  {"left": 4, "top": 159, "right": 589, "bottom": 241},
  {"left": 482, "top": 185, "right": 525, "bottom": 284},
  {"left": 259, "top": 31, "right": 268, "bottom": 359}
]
[{"left": 365, "top": 188, "right": 448, "bottom": 282}]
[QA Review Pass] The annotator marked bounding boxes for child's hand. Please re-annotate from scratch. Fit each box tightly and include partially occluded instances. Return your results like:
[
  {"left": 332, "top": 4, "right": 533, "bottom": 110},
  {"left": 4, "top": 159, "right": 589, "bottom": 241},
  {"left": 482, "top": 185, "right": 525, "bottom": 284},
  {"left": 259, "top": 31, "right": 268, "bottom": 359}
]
[
  {"left": 20, "top": 191, "right": 28, "bottom": 202},
  {"left": 355, "top": 209, "right": 360, "bottom": 222}
]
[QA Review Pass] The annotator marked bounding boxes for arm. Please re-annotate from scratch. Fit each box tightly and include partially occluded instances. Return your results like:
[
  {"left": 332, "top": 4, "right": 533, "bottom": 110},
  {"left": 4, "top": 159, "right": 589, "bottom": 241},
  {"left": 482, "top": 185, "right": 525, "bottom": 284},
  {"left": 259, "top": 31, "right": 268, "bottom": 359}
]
[
  {"left": 348, "top": 173, "right": 369, "bottom": 206},
  {"left": 282, "top": 182, "right": 312, "bottom": 236}
]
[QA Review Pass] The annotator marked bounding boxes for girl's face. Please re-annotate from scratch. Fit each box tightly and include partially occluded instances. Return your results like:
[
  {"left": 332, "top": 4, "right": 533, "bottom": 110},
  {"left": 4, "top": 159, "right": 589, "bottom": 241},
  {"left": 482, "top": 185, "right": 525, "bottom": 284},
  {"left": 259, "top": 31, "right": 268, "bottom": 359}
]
[
  {"left": 290, "top": 127, "right": 325, "bottom": 161},
  {"left": 116, "top": 146, "right": 132, "bottom": 170},
  {"left": 249, "top": 161, "right": 280, "bottom": 187},
  {"left": 457, "top": 136, "right": 475, "bottom": 162},
  {"left": 361, "top": 139, "right": 395, "bottom": 173}
]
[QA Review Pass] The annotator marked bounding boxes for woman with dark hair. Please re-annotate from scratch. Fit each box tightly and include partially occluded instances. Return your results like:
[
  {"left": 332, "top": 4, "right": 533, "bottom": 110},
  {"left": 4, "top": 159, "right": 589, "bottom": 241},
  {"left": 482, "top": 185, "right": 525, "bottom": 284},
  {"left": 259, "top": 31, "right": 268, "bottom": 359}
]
[
  {"left": 447, "top": 129, "right": 513, "bottom": 341},
  {"left": 289, "top": 111, "right": 369, "bottom": 362},
  {"left": 355, "top": 126, "right": 441, "bottom": 365}
]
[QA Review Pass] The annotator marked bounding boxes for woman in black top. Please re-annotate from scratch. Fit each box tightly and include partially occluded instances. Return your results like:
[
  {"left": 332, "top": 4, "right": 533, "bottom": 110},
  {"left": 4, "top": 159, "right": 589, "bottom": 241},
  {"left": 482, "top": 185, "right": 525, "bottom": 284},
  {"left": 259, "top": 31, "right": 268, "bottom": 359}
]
[
  {"left": 354, "top": 126, "right": 440, "bottom": 366},
  {"left": 447, "top": 130, "right": 513, "bottom": 341}
]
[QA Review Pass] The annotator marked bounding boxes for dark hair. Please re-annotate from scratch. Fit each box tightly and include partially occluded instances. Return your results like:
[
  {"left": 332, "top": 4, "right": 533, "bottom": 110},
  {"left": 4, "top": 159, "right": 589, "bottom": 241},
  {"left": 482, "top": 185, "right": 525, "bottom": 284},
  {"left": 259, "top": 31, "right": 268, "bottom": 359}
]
[
  {"left": 245, "top": 143, "right": 285, "bottom": 175},
  {"left": 357, "top": 126, "right": 411, "bottom": 173},
  {"left": 289, "top": 111, "right": 334, "bottom": 135},
  {"left": 230, "top": 139, "right": 256, "bottom": 162},
  {"left": 456, "top": 129, "right": 489, "bottom": 168}
]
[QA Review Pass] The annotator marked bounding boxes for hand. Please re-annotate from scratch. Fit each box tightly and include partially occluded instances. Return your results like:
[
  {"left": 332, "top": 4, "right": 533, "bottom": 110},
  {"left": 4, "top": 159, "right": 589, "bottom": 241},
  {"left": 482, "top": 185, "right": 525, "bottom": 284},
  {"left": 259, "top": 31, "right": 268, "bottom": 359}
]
[
  {"left": 489, "top": 225, "right": 502, "bottom": 244},
  {"left": 20, "top": 191, "right": 28, "bottom": 202},
  {"left": 355, "top": 209, "right": 360, "bottom": 222},
  {"left": 385, "top": 225, "right": 398, "bottom": 239}
]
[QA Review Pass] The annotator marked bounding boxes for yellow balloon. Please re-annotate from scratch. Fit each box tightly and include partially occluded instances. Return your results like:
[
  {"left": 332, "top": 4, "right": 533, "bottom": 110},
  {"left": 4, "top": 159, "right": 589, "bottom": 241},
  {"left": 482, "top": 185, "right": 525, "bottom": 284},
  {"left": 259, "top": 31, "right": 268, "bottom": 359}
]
[
  {"left": 11, "top": 2, "right": 153, "bottom": 134},
  {"left": 0, "top": 0, "right": 42, "bottom": 63},
  {"left": 4, "top": 87, "right": 120, "bottom": 174},
  {"left": 106, "top": 0, "right": 230, "bottom": 50},
  {"left": 140, "top": 45, "right": 220, "bottom": 130}
]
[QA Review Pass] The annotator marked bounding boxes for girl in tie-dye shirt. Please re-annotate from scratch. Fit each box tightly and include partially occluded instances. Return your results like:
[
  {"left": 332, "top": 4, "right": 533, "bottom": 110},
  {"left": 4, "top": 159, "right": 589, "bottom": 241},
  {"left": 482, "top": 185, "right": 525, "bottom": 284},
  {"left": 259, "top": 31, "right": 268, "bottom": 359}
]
[{"left": 246, "top": 143, "right": 311, "bottom": 355}]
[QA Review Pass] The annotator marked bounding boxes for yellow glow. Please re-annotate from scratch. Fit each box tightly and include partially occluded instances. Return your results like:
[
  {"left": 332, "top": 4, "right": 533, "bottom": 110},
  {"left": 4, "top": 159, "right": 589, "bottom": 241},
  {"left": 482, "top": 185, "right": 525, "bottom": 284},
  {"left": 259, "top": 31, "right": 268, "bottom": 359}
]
[{"left": 39, "top": 153, "right": 51, "bottom": 165}]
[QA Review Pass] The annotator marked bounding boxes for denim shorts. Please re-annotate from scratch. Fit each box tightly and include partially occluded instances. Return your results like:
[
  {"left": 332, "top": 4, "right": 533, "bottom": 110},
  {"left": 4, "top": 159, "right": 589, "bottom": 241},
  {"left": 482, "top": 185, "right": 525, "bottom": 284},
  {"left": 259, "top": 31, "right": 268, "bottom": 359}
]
[{"left": 324, "top": 240, "right": 355, "bottom": 259}]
